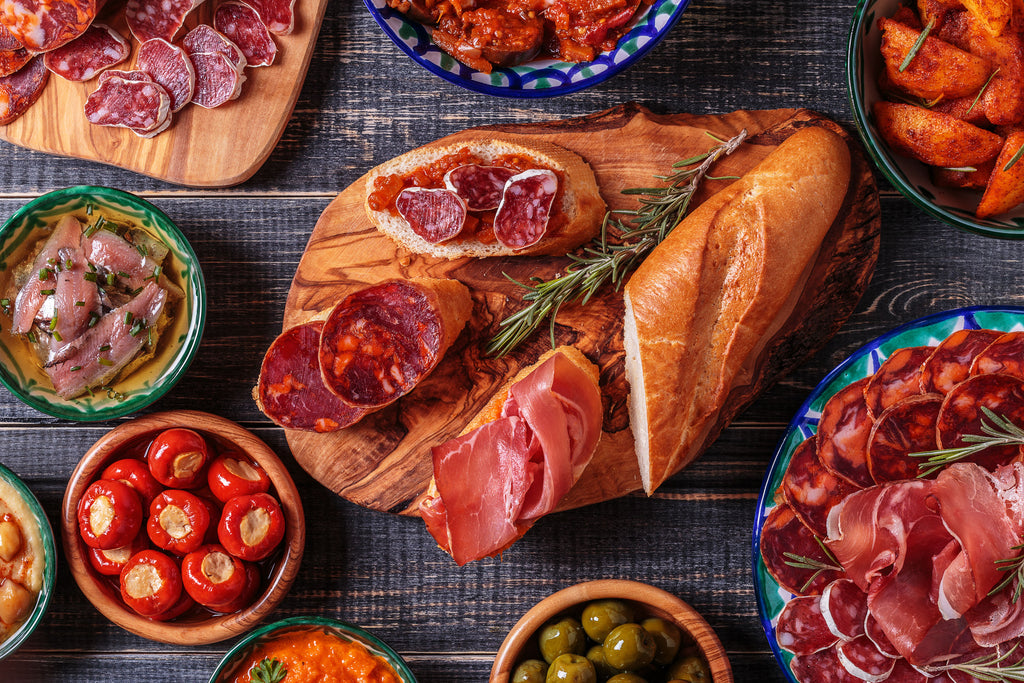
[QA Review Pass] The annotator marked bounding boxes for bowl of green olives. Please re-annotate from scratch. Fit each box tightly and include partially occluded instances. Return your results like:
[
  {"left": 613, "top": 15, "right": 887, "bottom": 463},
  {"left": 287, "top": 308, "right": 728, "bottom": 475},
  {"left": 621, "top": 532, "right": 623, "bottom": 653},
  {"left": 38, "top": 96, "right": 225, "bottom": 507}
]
[{"left": 490, "top": 579, "right": 732, "bottom": 683}]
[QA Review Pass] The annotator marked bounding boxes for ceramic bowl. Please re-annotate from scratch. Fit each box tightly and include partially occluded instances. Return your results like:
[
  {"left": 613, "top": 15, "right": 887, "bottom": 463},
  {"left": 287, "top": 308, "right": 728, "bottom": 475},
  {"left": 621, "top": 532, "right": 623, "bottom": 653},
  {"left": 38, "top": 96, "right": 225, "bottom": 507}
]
[
  {"left": 0, "top": 462, "right": 57, "bottom": 660},
  {"left": 60, "top": 411, "right": 305, "bottom": 645},
  {"left": 363, "top": 0, "right": 692, "bottom": 97},
  {"left": 847, "top": 0, "right": 1024, "bottom": 238},
  {"left": 490, "top": 579, "right": 732, "bottom": 682},
  {"left": 208, "top": 616, "right": 417, "bottom": 682},
  {"left": 0, "top": 186, "right": 206, "bottom": 419}
]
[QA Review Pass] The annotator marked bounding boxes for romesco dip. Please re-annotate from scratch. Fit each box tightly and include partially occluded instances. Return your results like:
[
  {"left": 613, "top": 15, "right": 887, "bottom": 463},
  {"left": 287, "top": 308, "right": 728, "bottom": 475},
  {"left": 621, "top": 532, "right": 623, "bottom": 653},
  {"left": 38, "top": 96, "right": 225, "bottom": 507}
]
[{"left": 229, "top": 628, "right": 402, "bottom": 683}]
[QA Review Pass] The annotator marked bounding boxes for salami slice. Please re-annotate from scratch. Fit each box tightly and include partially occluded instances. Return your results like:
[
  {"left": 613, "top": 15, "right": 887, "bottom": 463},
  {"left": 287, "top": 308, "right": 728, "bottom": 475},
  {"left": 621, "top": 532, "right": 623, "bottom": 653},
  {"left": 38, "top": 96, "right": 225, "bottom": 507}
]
[
  {"left": 255, "top": 321, "right": 366, "bottom": 432},
  {"left": 777, "top": 595, "right": 840, "bottom": 656},
  {"left": 864, "top": 346, "right": 932, "bottom": 419},
  {"left": 188, "top": 51, "right": 245, "bottom": 108},
  {"left": 318, "top": 279, "right": 471, "bottom": 409},
  {"left": 181, "top": 24, "right": 246, "bottom": 70},
  {"left": 837, "top": 636, "right": 897, "bottom": 682},
  {"left": 444, "top": 164, "right": 516, "bottom": 211},
  {"left": 867, "top": 394, "right": 943, "bottom": 482},
  {"left": 84, "top": 74, "right": 171, "bottom": 136},
  {"left": 936, "top": 373, "right": 1024, "bottom": 471},
  {"left": 493, "top": 169, "right": 558, "bottom": 250},
  {"left": 43, "top": 24, "right": 129, "bottom": 82},
  {"left": 137, "top": 39, "right": 194, "bottom": 112},
  {"left": 971, "top": 331, "right": 1024, "bottom": 381},
  {"left": 817, "top": 377, "right": 875, "bottom": 488},
  {"left": 821, "top": 578, "right": 869, "bottom": 641},
  {"left": 99, "top": 68, "right": 150, "bottom": 84},
  {"left": 0, "top": 47, "right": 30, "bottom": 78},
  {"left": 0, "top": 56, "right": 48, "bottom": 125},
  {"left": 864, "top": 613, "right": 901, "bottom": 659},
  {"left": 0, "top": 0, "right": 97, "bottom": 52},
  {"left": 886, "top": 659, "right": 928, "bottom": 683},
  {"left": 791, "top": 647, "right": 863, "bottom": 683},
  {"left": 760, "top": 503, "right": 844, "bottom": 597},
  {"left": 243, "top": 0, "right": 296, "bottom": 34},
  {"left": 921, "top": 329, "right": 1002, "bottom": 394},
  {"left": 395, "top": 188, "right": 467, "bottom": 244},
  {"left": 782, "top": 436, "right": 858, "bottom": 536},
  {"left": 125, "top": 0, "right": 197, "bottom": 43},
  {"left": 213, "top": 0, "right": 277, "bottom": 67}
]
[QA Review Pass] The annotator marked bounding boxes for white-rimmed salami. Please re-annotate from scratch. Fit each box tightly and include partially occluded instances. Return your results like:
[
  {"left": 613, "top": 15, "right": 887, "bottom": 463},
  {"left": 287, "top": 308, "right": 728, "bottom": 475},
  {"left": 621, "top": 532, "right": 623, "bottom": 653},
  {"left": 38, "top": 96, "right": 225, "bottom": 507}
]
[
  {"left": 213, "top": 0, "right": 276, "bottom": 67},
  {"left": 865, "top": 613, "right": 901, "bottom": 659},
  {"left": 936, "top": 373, "right": 1024, "bottom": 470},
  {"left": 137, "top": 38, "right": 194, "bottom": 112},
  {"left": 777, "top": 595, "right": 840, "bottom": 656},
  {"left": 125, "top": 0, "right": 198, "bottom": 43},
  {"left": 0, "top": 0, "right": 97, "bottom": 52},
  {"left": 837, "top": 636, "right": 897, "bottom": 682},
  {"left": 43, "top": 24, "right": 129, "bottom": 82},
  {"left": 181, "top": 24, "right": 246, "bottom": 70},
  {"left": 188, "top": 51, "right": 245, "bottom": 108},
  {"left": 255, "top": 321, "right": 366, "bottom": 432},
  {"left": 868, "top": 394, "right": 943, "bottom": 482},
  {"left": 971, "top": 331, "right": 1024, "bottom": 380},
  {"left": 243, "top": 0, "right": 295, "bottom": 34},
  {"left": 818, "top": 377, "right": 875, "bottom": 488},
  {"left": 494, "top": 169, "right": 558, "bottom": 250},
  {"left": 782, "top": 436, "right": 858, "bottom": 536},
  {"left": 921, "top": 329, "right": 1002, "bottom": 394},
  {"left": 0, "top": 56, "right": 48, "bottom": 125},
  {"left": 886, "top": 659, "right": 928, "bottom": 683},
  {"left": 791, "top": 647, "right": 862, "bottom": 683},
  {"left": 395, "top": 188, "right": 467, "bottom": 244},
  {"left": 0, "top": 47, "right": 30, "bottom": 78},
  {"left": 760, "top": 503, "right": 844, "bottom": 597},
  {"left": 84, "top": 73, "right": 171, "bottom": 136},
  {"left": 444, "top": 164, "right": 516, "bottom": 211},
  {"left": 98, "top": 68, "right": 150, "bottom": 84},
  {"left": 821, "top": 578, "right": 869, "bottom": 641},
  {"left": 864, "top": 346, "right": 932, "bottom": 419}
]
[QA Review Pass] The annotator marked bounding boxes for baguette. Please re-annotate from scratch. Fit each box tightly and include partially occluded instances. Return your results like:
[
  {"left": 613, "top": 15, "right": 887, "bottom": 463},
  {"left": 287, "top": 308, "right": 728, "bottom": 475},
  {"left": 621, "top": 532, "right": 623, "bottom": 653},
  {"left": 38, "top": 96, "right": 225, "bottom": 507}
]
[
  {"left": 623, "top": 126, "right": 852, "bottom": 495},
  {"left": 364, "top": 136, "right": 606, "bottom": 259}
]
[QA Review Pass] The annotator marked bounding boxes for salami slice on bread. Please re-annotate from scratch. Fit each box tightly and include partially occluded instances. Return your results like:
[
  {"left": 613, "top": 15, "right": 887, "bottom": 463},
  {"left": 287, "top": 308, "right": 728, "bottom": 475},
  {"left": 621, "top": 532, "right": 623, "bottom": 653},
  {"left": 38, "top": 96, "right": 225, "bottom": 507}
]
[
  {"left": 364, "top": 136, "right": 606, "bottom": 259},
  {"left": 623, "top": 126, "right": 852, "bottom": 494}
]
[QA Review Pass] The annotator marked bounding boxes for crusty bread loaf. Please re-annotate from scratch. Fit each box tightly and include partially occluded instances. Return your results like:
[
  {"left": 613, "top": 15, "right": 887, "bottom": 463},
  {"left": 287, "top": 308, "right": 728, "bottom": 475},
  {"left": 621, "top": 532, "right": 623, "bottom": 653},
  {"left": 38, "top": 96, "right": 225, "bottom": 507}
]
[
  {"left": 623, "top": 126, "right": 852, "bottom": 495},
  {"left": 364, "top": 136, "right": 606, "bottom": 259}
]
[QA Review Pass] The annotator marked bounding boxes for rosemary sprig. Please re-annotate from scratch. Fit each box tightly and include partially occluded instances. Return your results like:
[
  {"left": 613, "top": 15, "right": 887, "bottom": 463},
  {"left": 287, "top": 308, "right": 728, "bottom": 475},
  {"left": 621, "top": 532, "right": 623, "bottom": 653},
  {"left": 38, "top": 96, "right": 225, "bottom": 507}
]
[
  {"left": 910, "top": 407, "right": 1024, "bottom": 477},
  {"left": 990, "top": 543, "right": 1024, "bottom": 602},
  {"left": 900, "top": 17, "right": 935, "bottom": 72},
  {"left": 968, "top": 67, "right": 1000, "bottom": 115},
  {"left": 1005, "top": 143, "right": 1024, "bottom": 172},
  {"left": 485, "top": 129, "right": 748, "bottom": 356},
  {"left": 250, "top": 657, "right": 288, "bottom": 683},
  {"left": 927, "top": 643, "right": 1024, "bottom": 681},
  {"left": 783, "top": 536, "right": 842, "bottom": 593}
]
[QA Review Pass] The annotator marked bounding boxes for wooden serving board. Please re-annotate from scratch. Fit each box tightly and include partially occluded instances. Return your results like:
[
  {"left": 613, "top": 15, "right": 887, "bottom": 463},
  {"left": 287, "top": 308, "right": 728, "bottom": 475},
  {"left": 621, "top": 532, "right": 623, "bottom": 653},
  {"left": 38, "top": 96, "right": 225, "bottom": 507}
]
[
  {"left": 0, "top": 0, "right": 327, "bottom": 187},
  {"left": 282, "top": 103, "right": 882, "bottom": 516}
]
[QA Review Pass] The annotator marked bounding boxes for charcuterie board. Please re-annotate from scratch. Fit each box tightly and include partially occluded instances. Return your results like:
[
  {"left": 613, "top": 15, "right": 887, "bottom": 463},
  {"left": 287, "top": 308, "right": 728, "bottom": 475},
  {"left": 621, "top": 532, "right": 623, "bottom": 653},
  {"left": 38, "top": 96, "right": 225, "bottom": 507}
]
[
  {"left": 282, "top": 103, "right": 882, "bottom": 516},
  {"left": 0, "top": 0, "right": 327, "bottom": 188}
]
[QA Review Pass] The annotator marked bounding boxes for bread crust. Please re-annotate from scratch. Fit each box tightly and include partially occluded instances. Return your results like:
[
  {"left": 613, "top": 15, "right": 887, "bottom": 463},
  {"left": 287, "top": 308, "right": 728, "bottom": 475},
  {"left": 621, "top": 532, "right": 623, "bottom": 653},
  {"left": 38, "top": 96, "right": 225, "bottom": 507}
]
[
  {"left": 623, "top": 126, "right": 852, "bottom": 494},
  {"left": 364, "top": 135, "right": 606, "bottom": 259}
]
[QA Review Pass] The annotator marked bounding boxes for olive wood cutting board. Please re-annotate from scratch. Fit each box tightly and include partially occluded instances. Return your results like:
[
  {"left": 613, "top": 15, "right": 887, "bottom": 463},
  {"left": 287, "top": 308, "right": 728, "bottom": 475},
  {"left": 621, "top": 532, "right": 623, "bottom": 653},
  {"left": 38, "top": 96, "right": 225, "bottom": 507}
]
[
  {"left": 0, "top": 0, "right": 327, "bottom": 187},
  {"left": 282, "top": 103, "right": 882, "bottom": 516}
]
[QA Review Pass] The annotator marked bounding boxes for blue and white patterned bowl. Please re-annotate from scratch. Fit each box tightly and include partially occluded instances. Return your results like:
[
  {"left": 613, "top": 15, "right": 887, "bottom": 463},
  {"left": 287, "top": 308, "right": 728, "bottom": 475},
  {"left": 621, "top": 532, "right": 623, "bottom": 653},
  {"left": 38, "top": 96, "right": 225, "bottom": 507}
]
[
  {"left": 848, "top": 0, "right": 1024, "bottom": 238},
  {"left": 363, "top": 0, "right": 692, "bottom": 97},
  {"left": 753, "top": 306, "right": 1024, "bottom": 682}
]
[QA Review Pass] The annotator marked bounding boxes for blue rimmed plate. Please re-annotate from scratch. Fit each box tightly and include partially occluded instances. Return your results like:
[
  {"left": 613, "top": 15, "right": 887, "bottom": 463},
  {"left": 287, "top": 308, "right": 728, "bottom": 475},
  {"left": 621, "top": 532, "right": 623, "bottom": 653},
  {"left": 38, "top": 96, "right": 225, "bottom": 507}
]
[
  {"left": 752, "top": 306, "right": 1024, "bottom": 681},
  {"left": 363, "top": 0, "right": 691, "bottom": 97},
  {"left": 0, "top": 186, "right": 206, "bottom": 421}
]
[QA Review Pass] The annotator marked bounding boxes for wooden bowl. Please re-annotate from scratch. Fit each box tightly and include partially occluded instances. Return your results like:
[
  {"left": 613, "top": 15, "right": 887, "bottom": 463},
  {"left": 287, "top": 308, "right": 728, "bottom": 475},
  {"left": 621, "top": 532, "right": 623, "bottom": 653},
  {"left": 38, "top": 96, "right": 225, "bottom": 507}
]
[
  {"left": 60, "top": 410, "right": 305, "bottom": 645},
  {"left": 490, "top": 579, "right": 732, "bottom": 682}
]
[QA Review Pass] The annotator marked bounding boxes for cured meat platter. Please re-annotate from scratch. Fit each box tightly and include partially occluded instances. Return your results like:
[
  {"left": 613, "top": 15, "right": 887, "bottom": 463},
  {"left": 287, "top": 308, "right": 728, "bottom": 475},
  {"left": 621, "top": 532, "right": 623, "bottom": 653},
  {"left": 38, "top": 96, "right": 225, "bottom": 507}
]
[
  {"left": 0, "top": 0, "right": 327, "bottom": 187},
  {"left": 282, "top": 103, "right": 882, "bottom": 516}
]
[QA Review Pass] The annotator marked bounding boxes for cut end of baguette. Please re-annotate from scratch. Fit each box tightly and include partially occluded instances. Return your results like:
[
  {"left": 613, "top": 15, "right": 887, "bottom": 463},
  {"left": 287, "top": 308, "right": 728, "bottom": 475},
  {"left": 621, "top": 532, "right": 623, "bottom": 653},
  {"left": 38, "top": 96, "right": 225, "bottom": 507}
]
[{"left": 623, "top": 291, "right": 652, "bottom": 496}]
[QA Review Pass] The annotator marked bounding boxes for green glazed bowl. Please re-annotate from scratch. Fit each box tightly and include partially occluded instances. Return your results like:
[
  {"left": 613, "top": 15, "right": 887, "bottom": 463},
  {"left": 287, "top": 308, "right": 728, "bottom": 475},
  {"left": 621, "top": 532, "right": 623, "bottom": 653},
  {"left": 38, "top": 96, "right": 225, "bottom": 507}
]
[
  {"left": 0, "top": 186, "right": 206, "bottom": 420},
  {"left": 208, "top": 617, "right": 418, "bottom": 682},
  {"left": 0, "top": 462, "right": 57, "bottom": 660},
  {"left": 847, "top": 0, "right": 1024, "bottom": 238}
]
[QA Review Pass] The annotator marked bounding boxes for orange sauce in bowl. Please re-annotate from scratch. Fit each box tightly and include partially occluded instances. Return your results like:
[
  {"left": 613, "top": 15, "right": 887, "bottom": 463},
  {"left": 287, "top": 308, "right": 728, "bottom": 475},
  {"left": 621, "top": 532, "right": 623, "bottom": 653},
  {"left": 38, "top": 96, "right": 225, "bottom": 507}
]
[{"left": 230, "top": 630, "right": 401, "bottom": 683}]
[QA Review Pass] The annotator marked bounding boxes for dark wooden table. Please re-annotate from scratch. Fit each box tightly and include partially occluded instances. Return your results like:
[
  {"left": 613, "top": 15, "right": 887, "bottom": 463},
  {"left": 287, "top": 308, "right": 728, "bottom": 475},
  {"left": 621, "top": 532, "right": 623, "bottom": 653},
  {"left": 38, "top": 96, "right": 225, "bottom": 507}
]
[{"left": 2, "top": 0, "right": 1021, "bottom": 680}]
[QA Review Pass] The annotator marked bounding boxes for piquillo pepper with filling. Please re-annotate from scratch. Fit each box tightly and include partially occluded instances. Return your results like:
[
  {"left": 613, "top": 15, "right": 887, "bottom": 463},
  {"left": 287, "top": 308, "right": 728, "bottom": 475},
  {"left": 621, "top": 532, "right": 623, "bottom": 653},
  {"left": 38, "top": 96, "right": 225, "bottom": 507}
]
[
  {"left": 77, "top": 479, "right": 143, "bottom": 550},
  {"left": 218, "top": 492, "right": 285, "bottom": 562},
  {"left": 119, "top": 549, "right": 182, "bottom": 617},
  {"left": 101, "top": 458, "right": 163, "bottom": 507},
  {"left": 147, "top": 489, "right": 211, "bottom": 556},
  {"left": 181, "top": 544, "right": 248, "bottom": 609},
  {"left": 88, "top": 532, "right": 148, "bottom": 576},
  {"left": 147, "top": 428, "right": 209, "bottom": 489},
  {"left": 207, "top": 454, "right": 270, "bottom": 503}
]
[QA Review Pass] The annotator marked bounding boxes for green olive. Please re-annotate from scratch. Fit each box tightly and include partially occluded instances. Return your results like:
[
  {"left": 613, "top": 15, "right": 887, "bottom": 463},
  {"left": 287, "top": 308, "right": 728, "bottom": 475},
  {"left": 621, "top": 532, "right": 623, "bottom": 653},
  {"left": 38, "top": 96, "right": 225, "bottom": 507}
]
[
  {"left": 513, "top": 659, "right": 547, "bottom": 683},
  {"left": 581, "top": 600, "right": 635, "bottom": 642},
  {"left": 606, "top": 675, "right": 647, "bottom": 683},
  {"left": 640, "top": 617, "right": 682, "bottom": 665},
  {"left": 666, "top": 655, "right": 711, "bottom": 682},
  {"left": 602, "top": 623, "right": 656, "bottom": 671},
  {"left": 546, "top": 653, "right": 597, "bottom": 683},
  {"left": 585, "top": 644, "right": 618, "bottom": 680},
  {"left": 539, "top": 617, "right": 587, "bottom": 663}
]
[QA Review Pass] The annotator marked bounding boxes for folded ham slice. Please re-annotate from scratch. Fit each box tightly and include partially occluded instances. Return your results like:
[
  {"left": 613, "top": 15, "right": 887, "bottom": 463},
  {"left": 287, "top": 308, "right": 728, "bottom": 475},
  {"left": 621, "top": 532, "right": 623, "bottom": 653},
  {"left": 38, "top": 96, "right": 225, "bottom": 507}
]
[{"left": 420, "top": 348, "right": 602, "bottom": 565}]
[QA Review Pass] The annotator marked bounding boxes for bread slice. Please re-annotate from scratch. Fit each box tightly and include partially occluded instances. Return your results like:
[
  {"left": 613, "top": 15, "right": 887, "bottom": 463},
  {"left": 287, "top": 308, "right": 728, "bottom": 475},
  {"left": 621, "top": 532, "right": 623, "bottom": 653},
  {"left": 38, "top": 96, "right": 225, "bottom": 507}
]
[
  {"left": 364, "top": 135, "right": 606, "bottom": 259},
  {"left": 623, "top": 126, "right": 852, "bottom": 494}
]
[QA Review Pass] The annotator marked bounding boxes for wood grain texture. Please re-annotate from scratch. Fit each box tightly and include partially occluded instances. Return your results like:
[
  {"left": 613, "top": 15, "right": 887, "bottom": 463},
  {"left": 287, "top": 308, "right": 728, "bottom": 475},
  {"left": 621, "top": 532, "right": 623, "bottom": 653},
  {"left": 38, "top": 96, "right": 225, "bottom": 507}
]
[
  {"left": 0, "top": 0, "right": 327, "bottom": 188},
  {"left": 281, "top": 105, "right": 880, "bottom": 516}
]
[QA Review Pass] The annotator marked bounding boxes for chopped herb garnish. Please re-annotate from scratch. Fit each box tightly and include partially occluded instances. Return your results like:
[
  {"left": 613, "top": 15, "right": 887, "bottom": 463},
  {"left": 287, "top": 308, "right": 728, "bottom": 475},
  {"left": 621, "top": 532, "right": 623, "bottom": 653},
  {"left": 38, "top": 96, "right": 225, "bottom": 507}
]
[
  {"left": 85, "top": 386, "right": 94, "bottom": 397},
  {"left": 38, "top": 268, "right": 50, "bottom": 281},
  {"left": 105, "top": 387, "right": 128, "bottom": 402},
  {"left": 97, "top": 358, "right": 113, "bottom": 367},
  {"left": 0, "top": 298, "right": 10, "bottom": 315},
  {"left": 900, "top": 17, "right": 934, "bottom": 72},
  {"left": 83, "top": 272, "right": 98, "bottom": 283},
  {"left": 88, "top": 262, "right": 96, "bottom": 272},
  {"left": 135, "top": 243, "right": 148, "bottom": 257},
  {"left": 88, "top": 312, "right": 100, "bottom": 328},
  {"left": 40, "top": 289, "right": 54, "bottom": 296},
  {"left": 124, "top": 312, "right": 133, "bottom": 325},
  {"left": 86, "top": 204, "right": 93, "bottom": 216},
  {"left": 105, "top": 273, "right": 115, "bottom": 286},
  {"left": 99, "top": 344, "right": 111, "bottom": 352},
  {"left": 70, "top": 366, "right": 82, "bottom": 372},
  {"left": 48, "top": 316, "right": 57, "bottom": 331},
  {"left": 129, "top": 321, "right": 144, "bottom": 337},
  {"left": 84, "top": 216, "right": 107, "bottom": 238},
  {"left": 46, "top": 258, "right": 56, "bottom": 266},
  {"left": 148, "top": 265, "right": 162, "bottom": 281},
  {"left": 26, "top": 331, "right": 37, "bottom": 343},
  {"left": 75, "top": 301, "right": 85, "bottom": 307},
  {"left": 65, "top": 259, "right": 73, "bottom": 269},
  {"left": 116, "top": 271, "right": 130, "bottom": 279},
  {"left": 130, "top": 286, "right": 144, "bottom": 296},
  {"left": 52, "top": 330, "right": 62, "bottom": 342}
]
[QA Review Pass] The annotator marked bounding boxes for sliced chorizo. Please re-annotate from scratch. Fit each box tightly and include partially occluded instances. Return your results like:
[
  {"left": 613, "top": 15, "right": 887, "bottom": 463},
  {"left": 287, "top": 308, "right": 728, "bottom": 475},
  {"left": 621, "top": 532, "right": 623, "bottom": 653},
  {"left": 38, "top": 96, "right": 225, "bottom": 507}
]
[
  {"left": 0, "top": 56, "right": 48, "bottom": 126},
  {"left": 125, "top": 0, "right": 195, "bottom": 43},
  {"left": 43, "top": 24, "right": 130, "bottom": 82},
  {"left": 776, "top": 595, "right": 839, "bottom": 656},
  {"left": 0, "top": 47, "right": 30, "bottom": 78},
  {"left": 0, "top": 0, "right": 97, "bottom": 52},
  {"left": 444, "top": 164, "right": 515, "bottom": 211},
  {"left": 395, "top": 188, "right": 467, "bottom": 244},
  {"left": 760, "top": 503, "right": 844, "bottom": 597},
  {"left": 970, "top": 331, "right": 1024, "bottom": 380},
  {"left": 84, "top": 73, "right": 171, "bottom": 136},
  {"left": 214, "top": 0, "right": 277, "bottom": 68},
  {"left": 935, "top": 373, "right": 1024, "bottom": 471},
  {"left": 782, "top": 436, "right": 858, "bottom": 536},
  {"left": 920, "top": 328, "right": 1002, "bottom": 394},
  {"left": 817, "top": 377, "right": 875, "bottom": 488},
  {"left": 863, "top": 346, "right": 932, "bottom": 419},
  {"left": 494, "top": 169, "right": 558, "bottom": 250},
  {"left": 867, "top": 393, "right": 943, "bottom": 483}
]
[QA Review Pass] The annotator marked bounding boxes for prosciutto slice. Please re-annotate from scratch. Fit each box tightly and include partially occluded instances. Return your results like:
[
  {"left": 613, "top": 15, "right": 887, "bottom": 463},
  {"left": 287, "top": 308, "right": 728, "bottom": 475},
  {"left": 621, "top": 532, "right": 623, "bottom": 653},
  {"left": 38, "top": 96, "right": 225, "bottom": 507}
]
[{"left": 420, "top": 351, "right": 602, "bottom": 565}]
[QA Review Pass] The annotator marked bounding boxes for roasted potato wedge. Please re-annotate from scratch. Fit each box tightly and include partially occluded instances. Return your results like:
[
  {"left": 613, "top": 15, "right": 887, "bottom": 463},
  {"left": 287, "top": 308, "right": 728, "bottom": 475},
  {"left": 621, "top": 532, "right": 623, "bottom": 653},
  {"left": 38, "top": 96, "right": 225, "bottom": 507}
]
[
  {"left": 874, "top": 101, "right": 1004, "bottom": 166},
  {"left": 960, "top": 0, "right": 1012, "bottom": 36},
  {"left": 932, "top": 158, "right": 995, "bottom": 188},
  {"left": 881, "top": 18, "right": 992, "bottom": 99},
  {"left": 953, "top": 9, "right": 1024, "bottom": 124},
  {"left": 977, "top": 131, "right": 1024, "bottom": 216},
  {"left": 932, "top": 95, "right": 991, "bottom": 126}
]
